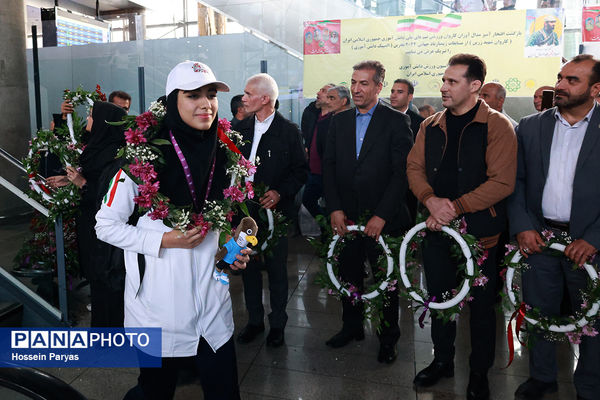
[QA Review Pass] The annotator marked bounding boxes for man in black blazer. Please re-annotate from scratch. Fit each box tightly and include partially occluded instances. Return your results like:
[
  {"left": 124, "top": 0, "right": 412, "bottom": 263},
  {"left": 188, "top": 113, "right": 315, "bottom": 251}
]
[
  {"left": 389, "top": 78, "right": 424, "bottom": 223},
  {"left": 323, "top": 60, "right": 413, "bottom": 363},
  {"left": 236, "top": 73, "right": 308, "bottom": 348},
  {"left": 390, "top": 78, "right": 424, "bottom": 140},
  {"left": 508, "top": 54, "right": 600, "bottom": 400}
]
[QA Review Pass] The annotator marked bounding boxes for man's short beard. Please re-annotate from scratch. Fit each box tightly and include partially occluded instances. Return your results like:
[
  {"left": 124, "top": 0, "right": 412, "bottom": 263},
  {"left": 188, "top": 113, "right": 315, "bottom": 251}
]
[{"left": 555, "top": 88, "right": 592, "bottom": 110}]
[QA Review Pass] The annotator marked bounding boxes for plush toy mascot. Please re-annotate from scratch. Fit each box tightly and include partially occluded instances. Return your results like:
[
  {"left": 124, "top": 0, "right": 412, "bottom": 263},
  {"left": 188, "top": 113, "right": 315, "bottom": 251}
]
[{"left": 214, "top": 216, "right": 258, "bottom": 284}]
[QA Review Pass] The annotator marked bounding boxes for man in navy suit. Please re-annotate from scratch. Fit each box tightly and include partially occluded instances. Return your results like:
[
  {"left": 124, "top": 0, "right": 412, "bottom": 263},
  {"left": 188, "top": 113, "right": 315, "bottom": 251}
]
[
  {"left": 508, "top": 54, "right": 600, "bottom": 400},
  {"left": 323, "top": 60, "right": 413, "bottom": 363}
]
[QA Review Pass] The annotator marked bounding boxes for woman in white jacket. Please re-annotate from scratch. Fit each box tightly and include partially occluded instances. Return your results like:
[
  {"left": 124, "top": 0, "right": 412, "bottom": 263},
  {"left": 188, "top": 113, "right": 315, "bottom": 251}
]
[{"left": 95, "top": 61, "right": 249, "bottom": 400}]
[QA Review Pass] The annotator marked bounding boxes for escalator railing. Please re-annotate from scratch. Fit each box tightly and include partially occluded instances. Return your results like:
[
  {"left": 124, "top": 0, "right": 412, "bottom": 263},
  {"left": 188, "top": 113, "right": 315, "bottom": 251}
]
[{"left": 0, "top": 146, "right": 69, "bottom": 325}]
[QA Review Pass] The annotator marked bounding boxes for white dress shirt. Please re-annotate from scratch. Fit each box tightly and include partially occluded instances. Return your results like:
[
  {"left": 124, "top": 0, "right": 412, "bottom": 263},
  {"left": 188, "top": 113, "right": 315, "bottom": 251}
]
[
  {"left": 247, "top": 111, "right": 275, "bottom": 182},
  {"left": 541, "top": 106, "right": 595, "bottom": 222}
]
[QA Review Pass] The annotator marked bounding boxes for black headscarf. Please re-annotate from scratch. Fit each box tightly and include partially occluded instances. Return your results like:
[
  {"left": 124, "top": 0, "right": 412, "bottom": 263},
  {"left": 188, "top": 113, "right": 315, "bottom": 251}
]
[
  {"left": 79, "top": 101, "right": 127, "bottom": 187},
  {"left": 156, "top": 90, "right": 220, "bottom": 211}
]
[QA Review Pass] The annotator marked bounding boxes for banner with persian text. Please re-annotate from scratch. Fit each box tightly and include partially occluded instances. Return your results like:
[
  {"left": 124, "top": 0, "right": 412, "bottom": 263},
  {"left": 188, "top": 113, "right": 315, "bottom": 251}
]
[{"left": 303, "top": 9, "right": 564, "bottom": 97}]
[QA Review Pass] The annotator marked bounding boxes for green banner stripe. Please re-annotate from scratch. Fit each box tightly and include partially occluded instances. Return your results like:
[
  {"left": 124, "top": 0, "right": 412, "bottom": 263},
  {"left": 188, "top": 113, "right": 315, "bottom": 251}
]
[{"left": 416, "top": 15, "right": 442, "bottom": 23}]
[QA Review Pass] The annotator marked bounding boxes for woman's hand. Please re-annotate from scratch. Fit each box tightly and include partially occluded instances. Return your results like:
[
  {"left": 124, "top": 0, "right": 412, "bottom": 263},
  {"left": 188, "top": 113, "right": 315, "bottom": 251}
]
[
  {"left": 230, "top": 248, "right": 251, "bottom": 271},
  {"left": 46, "top": 175, "right": 70, "bottom": 188},
  {"left": 66, "top": 166, "right": 86, "bottom": 188},
  {"left": 161, "top": 227, "right": 207, "bottom": 249}
]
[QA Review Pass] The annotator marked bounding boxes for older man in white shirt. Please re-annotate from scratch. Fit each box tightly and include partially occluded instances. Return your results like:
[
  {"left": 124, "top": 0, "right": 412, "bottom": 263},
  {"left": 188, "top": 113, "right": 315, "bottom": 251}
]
[{"left": 236, "top": 73, "right": 308, "bottom": 348}]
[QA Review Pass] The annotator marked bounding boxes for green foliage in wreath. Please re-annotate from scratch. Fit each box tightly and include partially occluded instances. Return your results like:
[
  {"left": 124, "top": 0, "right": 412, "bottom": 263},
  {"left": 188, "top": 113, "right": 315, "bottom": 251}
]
[
  {"left": 400, "top": 214, "right": 488, "bottom": 324},
  {"left": 501, "top": 230, "right": 600, "bottom": 345},
  {"left": 310, "top": 213, "right": 401, "bottom": 331}
]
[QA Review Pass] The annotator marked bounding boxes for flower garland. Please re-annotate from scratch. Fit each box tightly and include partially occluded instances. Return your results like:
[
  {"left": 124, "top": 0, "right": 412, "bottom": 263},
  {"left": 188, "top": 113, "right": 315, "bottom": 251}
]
[
  {"left": 23, "top": 85, "right": 106, "bottom": 221},
  {"left": 249, "top": 183, "right": 289, "bottom": 259},
  {"left": 502, "top": 230, "right": 600, "bottom": 347},
  {"left": 63, "top": 85, "right": 106, "bottom": 144},
  {"left": 311, "top": 214, "right": 400, "bottom": 328},
  {"left": 116, "top": 103, "right": 255, "bottom": 242},
  {"left": 23, "top": 129, "right": 83, "bottom": 220},
  {"left": 13, "top": 213, "right": 80, "bottom": 279},
  {"left": 399, "top": 217, "right": 489, "bottom": 325}
]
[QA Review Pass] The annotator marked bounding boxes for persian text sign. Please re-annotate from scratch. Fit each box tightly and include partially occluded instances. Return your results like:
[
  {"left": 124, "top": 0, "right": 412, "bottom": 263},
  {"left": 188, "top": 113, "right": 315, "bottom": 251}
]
[
  {"left": 0, "top": 328, "right": 162, "bottom": 367},
  {"left": 303, "top": 9, "right": 563, "bottom": 97}
]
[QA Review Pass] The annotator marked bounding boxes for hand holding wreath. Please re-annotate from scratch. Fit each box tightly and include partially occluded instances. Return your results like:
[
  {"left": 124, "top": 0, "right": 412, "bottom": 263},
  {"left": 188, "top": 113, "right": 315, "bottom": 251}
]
[
  {"left": 565, "top": 239, "right": 597, "bottom": 267},
  {"left": 516, "top": 229, "right": 545, "bottom": 257}
]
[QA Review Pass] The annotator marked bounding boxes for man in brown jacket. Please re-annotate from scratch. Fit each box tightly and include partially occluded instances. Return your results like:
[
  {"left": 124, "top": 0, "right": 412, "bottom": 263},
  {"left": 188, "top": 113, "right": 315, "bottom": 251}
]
[{"left": 407, "top": 54, "right": 517, "bottom": 400}]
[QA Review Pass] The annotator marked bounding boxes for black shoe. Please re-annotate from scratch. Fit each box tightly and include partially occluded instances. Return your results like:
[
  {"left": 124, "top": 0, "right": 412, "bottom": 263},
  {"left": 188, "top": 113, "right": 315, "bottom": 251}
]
[
  {"left": 413, "top": 359, "right": 454, "bottom": 387},
  {"left": 325, "top": 327, "right": 365, "bottom": 348},
  {"left": 266, "top": 328, "right": 285, "bottom": 347},
  {"left": 467, "top": 371, "right": 489, "bottom": 400},
  {"left": 237, "top": 323, "right": 265, "bottom": 344},
  {"left": 377, "top": 343, "right": 398, "bottom": 364},
  {"left": 514, "top": 378, "right": 558, "bottom": 399}
]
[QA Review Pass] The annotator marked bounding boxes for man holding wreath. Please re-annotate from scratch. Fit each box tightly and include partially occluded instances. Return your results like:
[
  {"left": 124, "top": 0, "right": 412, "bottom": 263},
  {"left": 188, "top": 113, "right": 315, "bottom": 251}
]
[
  {"left": 508, "top": 54, "right": 600, "bottom": 400},
  {"left": 406, "top": 54, "right": 516, "bottom": 400},
  {"left": 323, "top": 60, "right": 413, "bottom": 363}
]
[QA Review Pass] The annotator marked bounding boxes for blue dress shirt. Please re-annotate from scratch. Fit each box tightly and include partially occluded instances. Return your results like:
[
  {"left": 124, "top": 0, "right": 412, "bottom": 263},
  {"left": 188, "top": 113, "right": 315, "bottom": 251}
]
[{"left": 355, "top": 102, "right": 378, "bottom": 159}]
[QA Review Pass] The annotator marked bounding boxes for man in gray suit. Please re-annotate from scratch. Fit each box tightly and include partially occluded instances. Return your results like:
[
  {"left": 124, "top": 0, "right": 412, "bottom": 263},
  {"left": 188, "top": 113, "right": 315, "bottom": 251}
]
[{"left": 508, "top": 54, "right": 600, "bottom": 400}]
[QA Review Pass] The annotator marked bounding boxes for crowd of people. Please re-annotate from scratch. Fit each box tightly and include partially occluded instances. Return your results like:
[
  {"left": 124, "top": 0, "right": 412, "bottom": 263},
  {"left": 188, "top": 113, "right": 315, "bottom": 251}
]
[{"left": 38, "top": 51, "right": 600, "bottom": 400}]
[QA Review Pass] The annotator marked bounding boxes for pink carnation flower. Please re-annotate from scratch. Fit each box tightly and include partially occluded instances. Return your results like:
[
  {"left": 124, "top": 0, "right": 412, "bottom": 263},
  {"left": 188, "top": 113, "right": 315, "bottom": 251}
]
[
  {"left": 133, "top": 194, "right": 152, "bottom": 208},
  {"left": 190, "top": 213, "right": 211, "bottom": 237},
  {"left": 477, "top": 250, "right": 489, "bottom": 266},
  {"left": 226, "top": 210, "right": 235, "bottom": 222},
  {"left": 218, "top": 118, "right": 232, "bottom": 132},
  {"left": 566, "top": 332, "right": 582, "bottom": 345},
  {"left": 125, "top": 128, "right": 147, "bottom": 144},
  {"left": 223, "top": 185, "right": 245, "bottom": 203},
  {"left": 582, "top": 325, "right": 598, "bottom": 337},
  {"left": 473, "top": 275, "right": 489, "bottom": 287},
  {"left": 505, "top": 243, "right": 517, "bottom": 256},
  {"left": 238, "top": 156, "right": 257, "bottom": 177},
  {"left": 135, "top": 111, "right": 158, "bottom": 131},
  {"left": 245, "top": 181, "right": 255, "bottom": 199},
  {"left": 499, "top": 268, "right": 507, "bottom": 280},
  {"left": 134, "top": 181, "right": 159, "bottom": 208},
  {"left": 129, "top": 159, "right": 158, "bottom": 183},
  {"left": 148, "top": 201, "right": 169, "bottom": 220},
  {"left": 459, "top": 217, "right": 468, "bottom": 234},
  {"left": 387, "top": 279, "right": 398, "bottom": 292},
  {"left": 138, "top": 181, "right": 159, "bottom": 197},
  {"left": 541, "top": 229, "right": 555, "bottom": 241}
]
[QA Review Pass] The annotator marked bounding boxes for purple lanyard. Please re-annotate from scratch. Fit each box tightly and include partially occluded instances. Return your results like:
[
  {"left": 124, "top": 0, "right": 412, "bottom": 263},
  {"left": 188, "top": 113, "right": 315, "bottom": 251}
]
[{"left": 169, "top": 131, "right": 215, "bottom": 209}]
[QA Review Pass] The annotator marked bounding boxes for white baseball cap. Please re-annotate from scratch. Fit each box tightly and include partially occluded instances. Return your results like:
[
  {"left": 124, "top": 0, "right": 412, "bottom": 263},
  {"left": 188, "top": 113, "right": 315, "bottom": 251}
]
[{"left": 165, "top": 61, "right": 230, "bottom": 96}]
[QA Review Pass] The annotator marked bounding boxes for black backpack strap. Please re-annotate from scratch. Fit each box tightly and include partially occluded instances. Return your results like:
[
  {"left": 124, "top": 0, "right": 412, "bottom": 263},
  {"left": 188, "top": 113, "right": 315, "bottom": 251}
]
[{"left": 135, "top": 253, "right": 146, "bottom": 298}]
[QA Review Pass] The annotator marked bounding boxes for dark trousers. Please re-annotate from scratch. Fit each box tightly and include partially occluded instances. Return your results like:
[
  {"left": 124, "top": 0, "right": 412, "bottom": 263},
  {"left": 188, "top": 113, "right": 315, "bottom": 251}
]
[
  {"left": 301, "top": 173, "right": 324, "bottom": 218},
  {"left": 90, "top": 281, "right": 124, "bottom": 327},
  {"left": 123, "top": 336, "right": 240, "bottom": 400},
  {"left": 241, "top": 236, "right": 289, "bottom": 329},
  {"left": 522, "top": 247, "right": 600, "bottom": 399},
  {"left": 422, "top": 232, "right": 498, "bottom": 372},
  {"left": 339, "top": 236, "right": 400, "bottom": 345}
]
